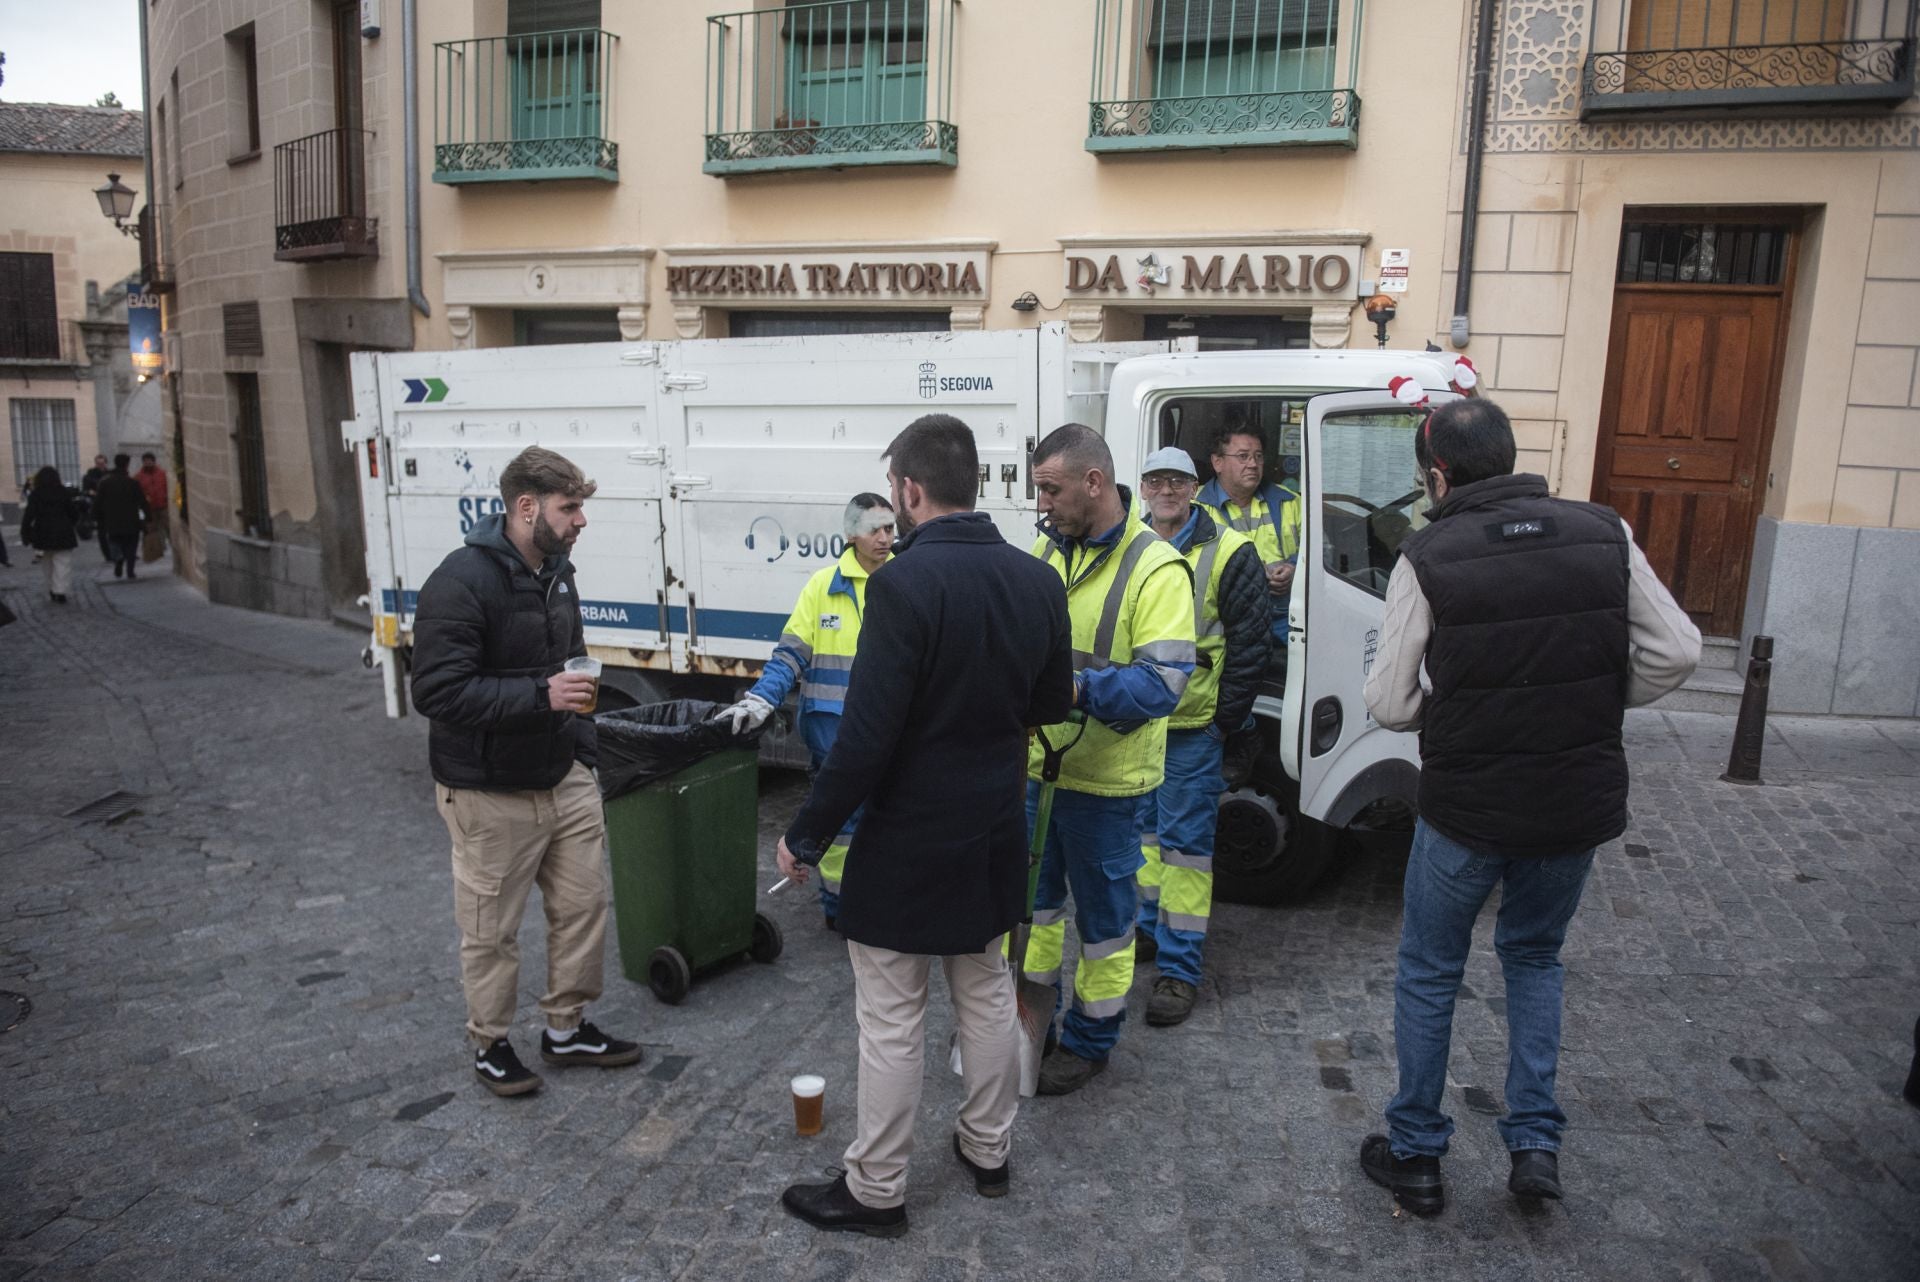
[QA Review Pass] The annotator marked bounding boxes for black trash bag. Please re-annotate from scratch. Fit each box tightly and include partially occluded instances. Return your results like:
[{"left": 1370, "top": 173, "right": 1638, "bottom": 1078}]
[{"left": 593, "top": 699, "right": 763, "bottom": 801}]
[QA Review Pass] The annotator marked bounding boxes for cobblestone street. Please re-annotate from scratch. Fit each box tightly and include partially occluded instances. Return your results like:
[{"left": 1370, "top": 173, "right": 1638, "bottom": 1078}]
[{"left": 2, "top": 560, "right": 1917, "bottom": 1281}]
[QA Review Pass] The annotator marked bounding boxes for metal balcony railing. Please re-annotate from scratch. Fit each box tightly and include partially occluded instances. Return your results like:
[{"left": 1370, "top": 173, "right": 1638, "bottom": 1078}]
[
  {"left": 433, "top": 29, "right": 619, "bottom": 183},
  {"left": 274, "top": 128, "right": 378, "bottom": 261},
  {"left": 138, "top": 203, "right": 176, "bottom": 293},
  {"left": 704, "top": 0, "right": 958, "bottom": 175},
  {"left": 1088, "top": 0, "right": 1363, "bottom": 152},
  {"left": 1582, "top": 0, "right": 1917, "bottom": 115}
]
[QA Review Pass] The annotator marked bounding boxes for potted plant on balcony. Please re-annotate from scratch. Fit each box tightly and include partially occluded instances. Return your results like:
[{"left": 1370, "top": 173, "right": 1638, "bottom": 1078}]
[{"left": 770, "top": 114, "right": 820, "bottom": 158}]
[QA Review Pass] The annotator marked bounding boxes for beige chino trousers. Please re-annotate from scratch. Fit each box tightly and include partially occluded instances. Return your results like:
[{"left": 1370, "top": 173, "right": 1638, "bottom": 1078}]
[
  {"left": 843, "top": 936, "right": 1021, "bottom": 1209},
  {"left": 435, "top": 761, "right": 608, "bottom": 1048}
]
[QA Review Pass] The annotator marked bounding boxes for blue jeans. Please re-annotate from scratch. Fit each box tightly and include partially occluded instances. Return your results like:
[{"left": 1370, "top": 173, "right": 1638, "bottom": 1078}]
[
  {"left": 1133, "top": 728, "right": 1223, "bottom": 986},
  {"left": 1386, "top": 819, "right": 1595, "bottom": 1158},
  {"left": 1027, "top": 783, "right": 1141, "bottom": 1061}
]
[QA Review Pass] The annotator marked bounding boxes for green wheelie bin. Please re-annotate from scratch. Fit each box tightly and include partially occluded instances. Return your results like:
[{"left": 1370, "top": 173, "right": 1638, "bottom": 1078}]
[{"left": 595, "top": 702, "right": 783, "bottom": 1004}]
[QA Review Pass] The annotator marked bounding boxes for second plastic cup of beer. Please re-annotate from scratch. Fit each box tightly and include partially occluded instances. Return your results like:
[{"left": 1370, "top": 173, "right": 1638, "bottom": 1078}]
[
  {"left": 791, "top": 1074, "right": 825, "bottom": 1136},
  {"left": 564, "top": 656, "right": 602, "bottom": 713}
]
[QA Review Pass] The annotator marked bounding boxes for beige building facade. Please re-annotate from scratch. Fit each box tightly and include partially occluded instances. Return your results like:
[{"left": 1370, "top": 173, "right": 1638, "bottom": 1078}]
[
  {"left": 1437, "top": 1, "right": 1920, "bottom": 714},
  {"left": 0, "top": 104, "right": 151, "bottom": 518},
  {"left": 146, "top": 0, "right": 1919, "bottom": 710}
]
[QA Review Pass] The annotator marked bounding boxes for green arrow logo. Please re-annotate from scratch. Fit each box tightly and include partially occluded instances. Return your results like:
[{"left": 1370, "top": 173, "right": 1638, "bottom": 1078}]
[{"left": 424, "top": 377, "right": 450, "bottom": 403}]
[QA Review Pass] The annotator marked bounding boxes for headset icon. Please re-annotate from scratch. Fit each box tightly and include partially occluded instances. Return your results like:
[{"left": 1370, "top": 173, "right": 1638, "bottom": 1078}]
[{"left": 744, "top": 515, "right": 789, "bottom": 563}]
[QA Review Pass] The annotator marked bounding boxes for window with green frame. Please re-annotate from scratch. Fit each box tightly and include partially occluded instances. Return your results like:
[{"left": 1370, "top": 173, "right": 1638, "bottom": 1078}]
[
  {"left": 508, "top": 0, "right": 602, "bottom": 144},
  {"left": 1145, "top": 0, "right": 1337, "bottom": 100},
  {"left": 781, "top": 0, "right": 928, "bottom": 130}
]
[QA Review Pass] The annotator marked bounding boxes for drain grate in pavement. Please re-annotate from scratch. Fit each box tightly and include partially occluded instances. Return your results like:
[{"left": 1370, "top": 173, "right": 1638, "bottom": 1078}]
[
  {"left": 63, "top": 790, "right": 144, "bottom": 824},
  {"left": 2, "top": 992, "right": 30, "bottom": 1033}
]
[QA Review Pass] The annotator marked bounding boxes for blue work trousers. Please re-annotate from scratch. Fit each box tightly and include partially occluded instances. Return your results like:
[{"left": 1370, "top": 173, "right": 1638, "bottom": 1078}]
[
  {"left": 1026, "top": 783, "right": 1142, "bottom": 1062},
  {"left": 1132, "top": 727, "right": 1223, "bottom": 986},
  {"left": 802, "top": 710, "right": 859, "bottom": 920},
  {"left": 1385, "top": 820, "right": 1596, "bottom": 1158}
]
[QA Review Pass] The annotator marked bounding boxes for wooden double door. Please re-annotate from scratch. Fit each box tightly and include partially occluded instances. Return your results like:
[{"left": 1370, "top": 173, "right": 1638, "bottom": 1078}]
[{"left": 1592, "top": 230, "right": 1792, "bottom": 637}]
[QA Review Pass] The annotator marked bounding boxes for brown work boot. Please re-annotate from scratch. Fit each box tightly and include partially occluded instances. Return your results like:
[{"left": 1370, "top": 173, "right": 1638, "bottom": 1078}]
[
  {"left": 1145, "top": 976, "right": 1197, "bottom": 1026},
  {"left": 1035, "top": 1045, "right": 1106, "bottom": 1096}
]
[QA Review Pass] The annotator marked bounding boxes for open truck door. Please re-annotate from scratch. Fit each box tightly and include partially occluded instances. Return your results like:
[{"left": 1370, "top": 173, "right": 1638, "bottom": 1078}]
[{"left": 1284, "top": 388, "right": 1456, "bottom": 838}]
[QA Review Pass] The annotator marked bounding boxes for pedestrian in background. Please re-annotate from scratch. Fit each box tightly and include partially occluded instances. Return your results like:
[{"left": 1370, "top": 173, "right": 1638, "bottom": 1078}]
[
  {"left": 1131, "top": 446, "right": 1269, "bottom": 1027},
  {"left": 719, "top": 492, "right": 896, "bottom": 930},
  {"left": 136, "top": 452, "right": 170, "bottom": 562},
  {"left": 411, "top": 445, "right": 641, "bottom": 1098},
  {"left": 19, "top": 466, "right": 81, "bottom": 603},
  {"left": 1024, "top": 423, "right": 1195, "bottom": 1096},
  {"left": 775, "top": 414, "right": 1073, "bottom": 1237},
  {"left": 80, "top": 454, "right": 111, "bottom": 562},
  {"left": 1359, "top": 395, "right": 1700, "bottom": 1216},
  {"left": 93, "top": 454, "right": 148, "bottom": 580}
]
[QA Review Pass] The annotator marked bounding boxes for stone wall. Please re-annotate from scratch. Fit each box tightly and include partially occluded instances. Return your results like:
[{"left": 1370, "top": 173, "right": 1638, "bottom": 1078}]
[{"left": 203, "top": 526, "right": 329, "bottom": 620}]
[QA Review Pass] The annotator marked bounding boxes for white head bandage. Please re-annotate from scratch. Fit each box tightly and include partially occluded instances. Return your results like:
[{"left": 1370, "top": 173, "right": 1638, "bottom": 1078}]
[{"left": 844, "top": 498, "right": 895, "bottom": 538}]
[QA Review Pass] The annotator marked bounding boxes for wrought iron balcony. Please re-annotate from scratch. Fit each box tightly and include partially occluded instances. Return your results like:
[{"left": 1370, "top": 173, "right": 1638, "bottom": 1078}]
[
  {"left": 433, "top": 29, "right": 619, "bottom": 184},
  {"left": 138, "top": 204, "right": 176, "bottom": 293},
  {"left": 1582, "top": 0, "right": 1917, "bottom": 116},
  {"left": 1087, "top": 0, "right": 1362, "bottom": 152},
  {"left": 274, "top": 129, "right": 378, "bottom": 262},
  {"left": 704, "top": 0, "right": 959, "bottom": 175}
]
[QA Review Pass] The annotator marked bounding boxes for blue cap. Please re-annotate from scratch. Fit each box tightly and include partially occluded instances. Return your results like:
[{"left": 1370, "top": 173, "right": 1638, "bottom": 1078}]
[{"left": 1141, "top": 446, "right": 1198, "bottom": 480}]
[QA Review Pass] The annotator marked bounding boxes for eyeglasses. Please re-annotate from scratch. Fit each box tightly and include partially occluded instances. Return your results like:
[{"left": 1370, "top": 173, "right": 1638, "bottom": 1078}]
[
  {"left": 1141, "top": 475, "right": 1195, "bottom": 493},
  {"left": 1218, "top": 451, "right": 1264, "bottom": 465}
]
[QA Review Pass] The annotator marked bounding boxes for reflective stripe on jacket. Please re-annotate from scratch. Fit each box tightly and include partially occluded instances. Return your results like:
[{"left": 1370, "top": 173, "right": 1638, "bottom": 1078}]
[
  {"left": 748, "top": 548, "right": 876, "bottom": 718},
  {"left": 1197, "top": 478, "right": 1301, "bottom": 566},
  {"left": 1029, "top": 505, "right": 1196, "bottom": 798},
  {"left": 1165, "top": 507, "right": 1256, "bottom": 729}
]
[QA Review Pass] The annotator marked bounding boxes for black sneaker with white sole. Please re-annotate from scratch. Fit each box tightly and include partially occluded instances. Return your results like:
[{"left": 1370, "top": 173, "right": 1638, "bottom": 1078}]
[
  {"left": 474, "top": 1038, "right": 542, "bottom": 1097},
  {"left": 540, "top": 1020, "right": 643, "bottom": 1068}
]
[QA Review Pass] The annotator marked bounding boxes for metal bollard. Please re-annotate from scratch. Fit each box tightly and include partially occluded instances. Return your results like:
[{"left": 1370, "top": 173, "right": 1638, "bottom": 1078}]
[{"left": 1721, "top": 635, "right": 1773, "bottom": 786}]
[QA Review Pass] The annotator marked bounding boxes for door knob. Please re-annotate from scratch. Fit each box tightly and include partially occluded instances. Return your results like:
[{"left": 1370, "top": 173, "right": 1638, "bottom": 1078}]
[{"left": 1666, "top": 457, "right": 1681, "bottom": 470}]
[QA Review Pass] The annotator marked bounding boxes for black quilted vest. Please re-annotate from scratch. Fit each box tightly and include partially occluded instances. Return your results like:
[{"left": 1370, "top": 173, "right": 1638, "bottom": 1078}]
[{"left": 1399, "top": 473, "right": 1631, "bottom": 857}]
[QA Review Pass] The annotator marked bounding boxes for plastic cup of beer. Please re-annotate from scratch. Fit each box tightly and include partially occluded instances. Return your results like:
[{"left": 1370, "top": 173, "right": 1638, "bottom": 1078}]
[
  {"left": 564, "top": 656, "right": 602, "bottom": 713},
  {"left": 791, "top": 1074, "right": 825, "bottom": 1137}
]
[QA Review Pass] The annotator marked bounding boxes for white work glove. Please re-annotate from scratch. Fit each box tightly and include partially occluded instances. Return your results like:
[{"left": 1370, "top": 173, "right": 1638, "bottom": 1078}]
[{"left": 718, "top": 693, "right": 775, "bottom": 735}]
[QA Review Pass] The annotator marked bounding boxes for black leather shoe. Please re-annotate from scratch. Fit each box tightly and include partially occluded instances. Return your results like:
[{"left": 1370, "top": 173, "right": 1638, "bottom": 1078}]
[
  {"left": 1036, "top": 1045, "right": 1107, "bottom": 1097},
  {"left": 1509, "top": 1149, "right": 1563, "bottom": 1200},
  {"left": 780, "top": 1173, "right": 908, "bottom": 1238},
  {"left": 952, "top": 1133, "right": 1009, "bottom": 1198},
  {"left": 1360, "top": 1134, "right": 1445, "bottom": 1217}
]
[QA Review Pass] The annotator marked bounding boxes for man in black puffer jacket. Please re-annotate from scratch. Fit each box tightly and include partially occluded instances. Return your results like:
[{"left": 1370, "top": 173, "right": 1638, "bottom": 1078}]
[
  {"left": 1132, "top": 446, "right": 1269, "bottom": 1027},
  {"left": 1357, "top": 397, "right": 1699, "bottom": 1217},
  {"left": 412, "top": 446, "right": 640, "bottom": 1098}
]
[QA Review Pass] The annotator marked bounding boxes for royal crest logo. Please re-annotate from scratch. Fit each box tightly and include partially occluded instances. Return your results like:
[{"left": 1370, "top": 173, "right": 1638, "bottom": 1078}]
[{"left": 918, "top": 361, "right": 938, "bottom": 400}]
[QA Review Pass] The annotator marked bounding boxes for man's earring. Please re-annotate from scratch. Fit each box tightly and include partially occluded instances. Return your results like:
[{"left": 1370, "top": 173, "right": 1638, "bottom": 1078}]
[{"left": 526, "top": 515, "right": 533, "bottom": 525}]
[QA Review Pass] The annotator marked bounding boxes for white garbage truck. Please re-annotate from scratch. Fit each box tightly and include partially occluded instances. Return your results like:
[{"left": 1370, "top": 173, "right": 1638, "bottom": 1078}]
[{"left": 348, "top": 324, "right": 1461, "bottom": 899}]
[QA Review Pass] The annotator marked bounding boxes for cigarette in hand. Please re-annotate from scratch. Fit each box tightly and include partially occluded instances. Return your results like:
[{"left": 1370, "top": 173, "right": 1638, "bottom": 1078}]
[{"left": 767, "top": 877, "right": 792, "bottom": 895}]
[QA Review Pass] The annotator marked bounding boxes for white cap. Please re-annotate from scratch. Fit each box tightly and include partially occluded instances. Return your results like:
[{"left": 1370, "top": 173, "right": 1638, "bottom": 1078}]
[{"left": 1141, "top": 446, "right": 1198, "bottom": 479}]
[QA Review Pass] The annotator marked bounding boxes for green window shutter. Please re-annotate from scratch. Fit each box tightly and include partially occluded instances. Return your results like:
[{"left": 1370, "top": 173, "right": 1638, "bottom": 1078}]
[{"left": 507, "top": 0, "right": 600, "bottom": 35}]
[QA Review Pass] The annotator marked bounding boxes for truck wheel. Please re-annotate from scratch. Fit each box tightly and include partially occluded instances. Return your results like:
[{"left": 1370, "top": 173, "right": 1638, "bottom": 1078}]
[
  {"left": 648, "top": 946, "right": 693, "bottom": 1005},
  {"left": 1214, "top": 788, "right": 1341, "bottom": 906},
  {"left": 749, "top": 912, "right": 783, "bottom": 964}
]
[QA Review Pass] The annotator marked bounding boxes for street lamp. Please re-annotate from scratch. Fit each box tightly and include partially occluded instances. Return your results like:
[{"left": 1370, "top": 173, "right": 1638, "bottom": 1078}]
[{"left": 95, "top": 173, "right": 139, "bottom": 236}]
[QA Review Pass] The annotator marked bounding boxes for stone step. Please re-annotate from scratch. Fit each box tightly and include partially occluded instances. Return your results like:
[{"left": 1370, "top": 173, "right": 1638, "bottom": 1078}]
[
  {"left": 1650, "top": 663, "right": 1745, "bottom": 714},
  {"left": 1699, "top": 635, "right": 1740, "bottom": 671}
]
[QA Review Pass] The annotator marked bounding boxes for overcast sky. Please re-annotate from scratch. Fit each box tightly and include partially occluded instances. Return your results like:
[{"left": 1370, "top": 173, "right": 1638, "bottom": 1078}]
[{"left": 1, "top": 0, "right": 147, "bottom": 108}]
